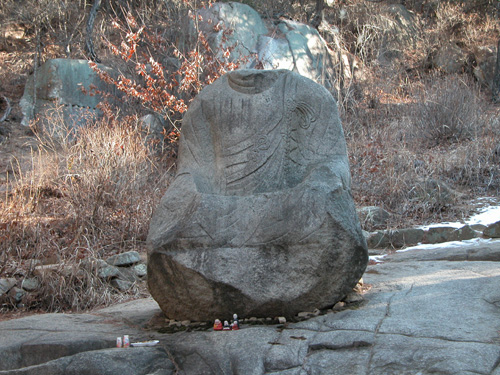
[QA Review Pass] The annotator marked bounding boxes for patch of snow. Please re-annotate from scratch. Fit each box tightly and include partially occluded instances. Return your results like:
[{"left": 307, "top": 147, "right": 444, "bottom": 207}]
[
  {"left": 419, "top": 222, "right": 463, "bottom": 230},
  {"left": 397, "top": 237, "right": 500, "bottom": 253},
  {"left": 473, "top": 197, "right": 497, "bottom": 201},
  {"left": 418, "top": 200, "right": 500, "bottom": 230},
  {"left": 369, "top": 254, "right": 387, "bottom": 263},
  {"left": 466, "top": 205, "right": 500, "bottom": 226}
]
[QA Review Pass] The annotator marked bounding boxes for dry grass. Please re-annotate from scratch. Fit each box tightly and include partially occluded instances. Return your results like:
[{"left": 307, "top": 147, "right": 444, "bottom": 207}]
[
  {"left": 432, "top": 2, "right": 500, "bottom": 47},
  {"left": 345, "top": 74, "right": 500, "bottom": 227},
  {"left": 0, "top": 105, "right": 172, "bottom": 312},
  {"left": 326, "top": 1, "right": 500, "bottom": 227}
]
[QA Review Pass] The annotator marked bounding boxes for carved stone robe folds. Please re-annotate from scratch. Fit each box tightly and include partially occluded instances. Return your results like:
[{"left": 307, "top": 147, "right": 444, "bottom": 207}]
[{"left": 147, "top": 70, "right": 368, "bottom": 320}]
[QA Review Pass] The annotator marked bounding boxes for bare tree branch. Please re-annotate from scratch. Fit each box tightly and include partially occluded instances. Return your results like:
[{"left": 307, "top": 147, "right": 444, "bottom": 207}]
[
  {"left": 310, "top": 0, "right": 325, "bottom": 28},
  {"left": 492, "top": 39, "right": 500, "bottom": 103},
  {"left": 86, "top": 0, "right": 103, "bottom": 63},
  {"left": 0, "top": 96, "right": 11, "bottom": 122}
]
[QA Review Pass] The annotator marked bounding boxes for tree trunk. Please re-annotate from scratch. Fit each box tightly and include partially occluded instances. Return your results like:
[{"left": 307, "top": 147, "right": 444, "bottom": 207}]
[
  {"left": 0, "top": 96, "right": 11, "bottom": 122},
  {"left": 86, "top": 0, "right": 102, "bottom": 63},
  {"left": 310, "top": 0, "right": 325, "bottom": 28},
  {"left": 492, "top": 38, "right": 500, "bottom": 103}
]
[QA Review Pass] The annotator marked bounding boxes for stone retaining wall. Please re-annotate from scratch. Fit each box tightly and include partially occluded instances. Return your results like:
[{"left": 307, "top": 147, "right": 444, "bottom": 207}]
[{"left": 366, "top": 219, "right": 500, "bottom": 249}]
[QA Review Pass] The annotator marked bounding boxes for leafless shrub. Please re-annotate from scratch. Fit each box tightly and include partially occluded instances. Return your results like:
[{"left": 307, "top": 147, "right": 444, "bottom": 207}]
[
  {"left": 0, "top": 106, "right": 169, "bottom": 312},
  {"left": 409, "top": 75, "right": 486, "bottom": 147}
]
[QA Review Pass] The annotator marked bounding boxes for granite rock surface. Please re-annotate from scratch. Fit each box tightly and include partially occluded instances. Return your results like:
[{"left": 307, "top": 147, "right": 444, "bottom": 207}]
[{"left": 2, "top": 241, "right": 499, "bottom": 374}]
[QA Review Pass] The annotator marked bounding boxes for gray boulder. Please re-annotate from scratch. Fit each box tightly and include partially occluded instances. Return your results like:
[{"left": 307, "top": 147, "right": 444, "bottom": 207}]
[
  {"left": 80, "top": 258, "right": 118, "bottom": 280},
  {"left": 110, "top": 279, "right": 134, "bottom": 292},
  {"left": 0, "top": 278, "right": 17, "bottom": 297},
  {"left": 448, "top": 225, "right": 478, "bottom": 241},
  {"left": 194, "top": 2, "right": 339, "bottom": 91},
  {"left": 471, "top": 223, "right": 487, "bottom": 232},
  {"left": 377, "top": 4, "right": 420, "bottom": 65},
  {"left": 366, "top": 223, "right": 484, "bottom": 249},
  {"left": 20, "top": 59, "right": 118, "bottom": 129},
  {"left": 98, "top": 264, "right": 120, "bottom": 280},
  {"left": 366, "top": 228, "right": 424, "bottom": 249},
  {"left": 389, "top": 227, "right": 425, "bottom": 248},
  {"left": 424, "top": 226, "right": 457, "bottom": 244},
  {"left": 366, "top": 230, "right": 391, "bottom": 249},
  {"left": 139, "top": 113, "right": 168, "bottom": 143},
  {"left": 387, "top": 240, "right": 500, "bottom": 262},
  {"left": 473, "top": 45, "right": 497, "bottom": 88},
  {"left": 432, "top": 42, "right": 467, "bottom": 74},
  {"left": 132, "top": 263, "right": 147, "bottom": 278},
  {"left": 267, "top": 20, "right": 337, "bottom": 90},
  {"left": 484, "top": 220, "right": 500, "bottom": 238},
  {"left": 20, "top": 278, "right": 39, "bottom": 292},
  {"left": 196, "top": 2, "right": 268, "bottom": 62},
  {"left": 106, "top": 251, "right": 141, "bottom": 267},
  {"left": 147, "top": 69, "right": 368, "bottom": 321},
  {"left": 155, "top": 242, "right": 500, "bottom": 374},
  {"left": 357, "top": 206, "right": 390, "bottom": 230}
]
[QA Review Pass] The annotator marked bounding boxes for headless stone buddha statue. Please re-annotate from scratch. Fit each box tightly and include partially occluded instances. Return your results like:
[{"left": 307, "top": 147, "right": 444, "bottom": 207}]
[{"left": 147, "top": 69, "right": 368, "bottom": 321}]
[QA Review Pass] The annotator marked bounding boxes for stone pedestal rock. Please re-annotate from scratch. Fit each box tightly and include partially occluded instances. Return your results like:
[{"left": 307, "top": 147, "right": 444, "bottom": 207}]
[
  {"left": 20, "top": 58, "right": 119, "bottom": 129},
  {"left": 147, "top": 69, "right": 368, "bottom": 321}
]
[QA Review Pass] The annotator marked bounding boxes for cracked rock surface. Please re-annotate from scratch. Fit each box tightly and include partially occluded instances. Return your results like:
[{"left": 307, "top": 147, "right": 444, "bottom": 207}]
[{"left": 1, "top": 242, "right": 499, "bottom": 374}]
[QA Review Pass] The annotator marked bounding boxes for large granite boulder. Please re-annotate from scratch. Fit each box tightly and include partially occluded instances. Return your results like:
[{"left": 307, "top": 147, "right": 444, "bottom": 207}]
[
  {"left": 432, "top": 42, "right": 467, "bottom": 74},
  {"left": 376, "top": 4, "right": 420, "bottom": 65},
  {"left": 258, "top": 19, "right": 338, "bottom": 90},
  {"left": 194, "top": 2, "right": 340, "bottom": 91},
  {"left": 357, "top": 206, "right": 391, "bottom": 230},
  {"left": 195, "top": 1, "right": 268, "bottom": 63},
  {"left": 20, "top": 58, "right": 118, "bottom": 129},
  {"left": 484, "top": 220, "right": 500, "bottom": 238},
  {"left": 147, "top": 69, "right": 368, "bottom": 321}
]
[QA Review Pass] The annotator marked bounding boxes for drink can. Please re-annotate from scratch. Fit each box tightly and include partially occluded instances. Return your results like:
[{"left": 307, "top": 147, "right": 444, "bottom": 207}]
[
  {"left": 116, "top": 337, "right": 122, "bottom": 348},
  {"left": 123, "top": 335, "right": 130, "bottom": 348}
]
